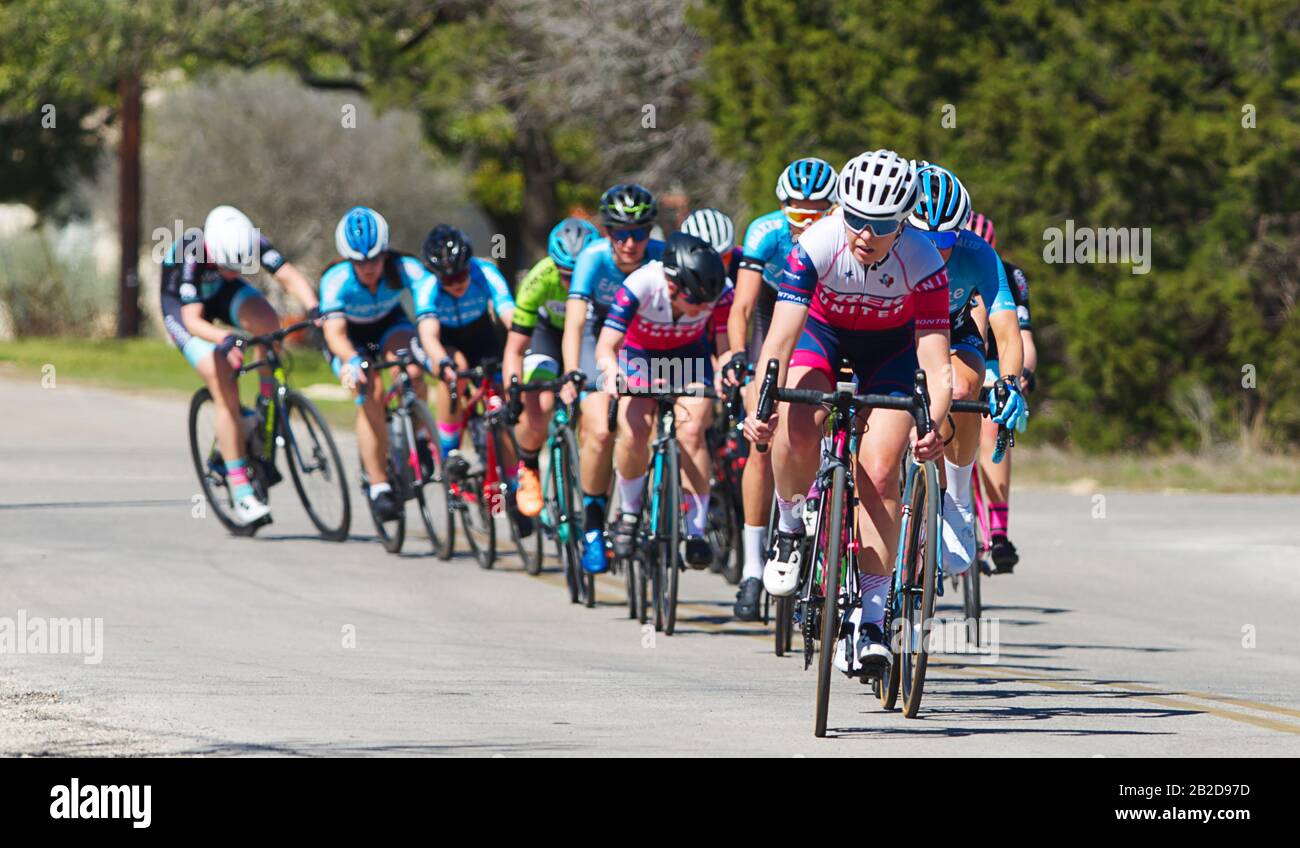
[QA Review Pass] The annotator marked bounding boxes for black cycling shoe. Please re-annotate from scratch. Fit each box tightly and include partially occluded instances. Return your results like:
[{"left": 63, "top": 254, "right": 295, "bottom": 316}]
[
  {"left": 611, "top": 513, "right": 639, "bottom": 558},
  {"left": 443, "top": 451, "right": 470, "bottom": 483},
  {"left": 733, "top": 577, "right": 763, "bottom": 621},
  {"left": 990, "top": 535, "right": 1019, "bottom": 573},
  {"left": 684, "top": 537, "right": 713, "bottom": 570},
  {"left": 371, "top": 490, "right": 402, "bottom": 522},
  {"left": 416, "top": 435, "right": 436, "bottom": 481},
  {"left": 514, "top": 508, "right": 535, "bottom": 538}
]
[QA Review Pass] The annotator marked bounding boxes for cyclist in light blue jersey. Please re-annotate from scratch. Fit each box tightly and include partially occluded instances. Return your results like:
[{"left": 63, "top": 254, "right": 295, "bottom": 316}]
[
  {"left": 725, "top": 157, "right": 838, "bottom": 621},
  {"left": 320, "top": 206, "right": 432, "bottom": 521},
  {"left": 560, "top": 183, "right": 665, "bottom": 575},
  {"left": 908, "top": 164, "right": 1026, "bottom": 579}
]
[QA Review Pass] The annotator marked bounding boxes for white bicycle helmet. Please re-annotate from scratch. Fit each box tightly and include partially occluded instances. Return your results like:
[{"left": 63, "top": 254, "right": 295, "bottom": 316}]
[
  {"left": 203, "top": 205, "right": 259, "bottom": 272},
  {"left": 837, "top": 150, "right": 918, "bottom": 220},
  {"left": 680, "top": 208, "right": 736, "bottom": 254}
]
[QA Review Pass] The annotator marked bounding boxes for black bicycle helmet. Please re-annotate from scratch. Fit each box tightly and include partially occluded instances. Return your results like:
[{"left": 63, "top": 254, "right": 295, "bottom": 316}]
[
  {"left": 421, "top": 224, "right": 473, "bottom": 277},
  {"left": 662, "top": 232, "right": 726, "bottom": 303},
  {"left": 598, "top": 183, "right": 657, "bottom": 228}
]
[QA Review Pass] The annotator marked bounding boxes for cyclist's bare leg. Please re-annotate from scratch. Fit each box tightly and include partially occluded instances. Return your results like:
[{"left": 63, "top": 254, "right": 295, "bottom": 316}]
[
  {"left": 432, "top": 349, "right": 470, "bottom": 450},
  {"left": 853, "top": 406, "right": 915, "bottom": 578},
  {"left": 579, "top": 390, "right": 616, "bottom": 497},
  {"left": 979, "top": 413, "right": 1011, "bottom": 502},
  {"left": 741, "top": 443, "right": 774, "bottom": 527},
  {"left": 772, "top": 365, "right": 830, "bottom": 505},
  {"left": 195, "top": 350, "right": 244, "bottom": 465},
  {"left": 382, "top": 327, "right": 427, "bottom": 430},
  {"left": 614, "top": 395, "right": 655, "bottom": 479},
  {"left": 235, "top": 294, "right": 280, "bottom": 391},
  {"left": 356, "top": 363, "right": 389, "bottom": 485},
  {"left": 515, "top": 390, "right": 553, "bottom": 454},
  {"left": 943, "top": 350, "right": 985, "bottom": 467},
  {"left": 675, "top": 394, "right": 714, "bottom": 497}
]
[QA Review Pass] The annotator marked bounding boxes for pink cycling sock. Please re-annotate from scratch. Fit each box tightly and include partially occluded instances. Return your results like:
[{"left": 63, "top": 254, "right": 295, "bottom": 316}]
[{"left": 989, "top": 502, "right": 1009, "bottom": 538}]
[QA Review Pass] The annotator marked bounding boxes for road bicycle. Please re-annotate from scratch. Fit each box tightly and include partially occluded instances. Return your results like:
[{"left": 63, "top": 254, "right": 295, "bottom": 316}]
[
  {"left": 188, "top": 320, "right": 350, "bottom": 540},
  {"left": 510, "top": 374, "right": 594, "bottom": 605},
  {"left": 706, "top": 376, "right": 748, "bottom": 585},
  {"left": 446, "top": 357, "right": 538, "bottom": 572},
  {"left": 616, "top": 385, "right": 718, "bottom": 636},
  {"left": 753, "top": 358, "right": 991, "bottom": 736},
  {"left": 356, "top": 348, "right": 453, "bottom": 556}
]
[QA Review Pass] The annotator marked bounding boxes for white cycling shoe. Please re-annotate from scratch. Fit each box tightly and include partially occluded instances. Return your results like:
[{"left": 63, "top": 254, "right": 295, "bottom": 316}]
[
  {"left": 233, "top": 494, "right": 271, "bottom": 526},
  {"left": 833, "top": 607, "right": 892, "bottom": 676},
  {"left": 941, "top": 490, "right": 976, "bottom": 577},
  {"left": 762, "top": 530, "right": 804, "bottom": 597}
]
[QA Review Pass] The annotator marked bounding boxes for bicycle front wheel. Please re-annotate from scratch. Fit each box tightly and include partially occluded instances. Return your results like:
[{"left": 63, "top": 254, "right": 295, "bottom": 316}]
[
  {"left": 553, "top": 427, "right": 587, "bottom": 604},
  {"left": 657, "top": 442, "right": 682, "bottom": 636},
  {"left": 814, "top": 463, "right": 847, "bottom": 738},
  {"left": 409, "top": 401, "right": 454, "bottom": 559},
  {"left": 188, "top": 388, "right": 244, "bottom": 534},
  {"left": 282, "top": 390, "right": 351, "bottom": 541},
  {"left": 900, "top": 456, "right": 940, "bottom": 718}
]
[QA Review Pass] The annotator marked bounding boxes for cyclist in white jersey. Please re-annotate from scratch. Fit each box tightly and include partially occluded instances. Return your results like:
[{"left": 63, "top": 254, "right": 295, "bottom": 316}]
[{"left": 744, "top": 150, "right": 953, "bottom": 673}]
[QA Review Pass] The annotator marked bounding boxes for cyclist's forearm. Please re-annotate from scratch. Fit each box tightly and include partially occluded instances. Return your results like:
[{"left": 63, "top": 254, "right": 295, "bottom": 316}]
[
  {"left": 272, "top": 263, "right": 319, "bottom": 311},
  {"left": 182, "top": 305, "right": 232, "bottom": 346},
  {"left": 502, "top": 331, "right": 529, "bottom": 385},
  {"left": 990, "top": 311, "right": 1023, "bottom": 380},
  {"left": 594, "top": 328, "right": 624, "bottom": 376},
  {"left": 322, "top": 319, "right": 358, "bottom": 364},
  {"left": 417, "top": 318, "right": 449, "bottom": 368},
  {"left": 562, "top": 299, "right": 587, "bottom": 373},
  {"left": 1021, "top": 329, "right": 1038, "bottom": 374},
  {"left": 728, "top": 270, "right": 761, "bottom": 353},
  {"left": 917, "top": 329, "right": 953, "bottom": 424}
]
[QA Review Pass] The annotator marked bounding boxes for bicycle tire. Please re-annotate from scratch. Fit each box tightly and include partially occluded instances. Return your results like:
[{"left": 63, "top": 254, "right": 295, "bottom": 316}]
[
  {"left": 901, "top": 457, "right": 940, "bottom": 718},
  {"left": 661, "top": 441, "right": 682, "bottom": 636},
  {"left": 554, "top": 427, "right": 585, "bottom": 604},
  {"left": 365, "top": 454, "right": 406, "bottom": 554},
  {"left": 282, "top": 390, "right": 351, "bottom": 541},
  {"left": 774, "top": 595, "right": 793, "bottom": 657},
  {"left": 408, "top": 401, "right": 454, "bottom": 559},
  {"left": 814, "top": 463, "right": 847, "bottom": 738},
  {"left": 187, "top": 388, "right": 244, "bottom": 534},
  {"left": 491, "top": 424, "right": 540, "bottom": 575}
]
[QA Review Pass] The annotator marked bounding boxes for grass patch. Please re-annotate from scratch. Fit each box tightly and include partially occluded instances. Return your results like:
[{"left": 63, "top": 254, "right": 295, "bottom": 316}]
[{"left": 7, "top": 337, "right": 1300, "bottom": 494}]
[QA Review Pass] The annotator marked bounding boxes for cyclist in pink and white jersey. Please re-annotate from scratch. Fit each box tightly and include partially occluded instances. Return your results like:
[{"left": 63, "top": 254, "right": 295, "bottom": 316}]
[
  {"left": 595, "top": 232, "right": 733, "bottom": 569},
  {"left": 744, "top": 149, "right": 953, "bottom": 674}
]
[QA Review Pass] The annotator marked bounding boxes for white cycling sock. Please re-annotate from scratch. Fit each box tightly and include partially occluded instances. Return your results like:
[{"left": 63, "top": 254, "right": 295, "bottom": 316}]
[
  {"left": 944, "top": 456, "right": 975, "bottom": 509},
  {"left": 860, "top": 573, "right": 890, "bottom": 629},
  {"left": 617, "top": 472, "right": 645, "bottom": 515},
  {"left": 369, "top": 481, "right": 392, "bottom": 499},
  {"left": 743, "top": 524, "right": 766, "bottom": 581},
  {"left": 776, "top": 495, "right": 801, "bottom": 534},
  {"left": 684, "top": 493, "right": 709, "bottom": 537}
]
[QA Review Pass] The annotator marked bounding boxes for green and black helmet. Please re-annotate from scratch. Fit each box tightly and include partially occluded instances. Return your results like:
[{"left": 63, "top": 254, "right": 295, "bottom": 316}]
[{"left": 598, "top": 183, "right": 657, "bottom": 228}]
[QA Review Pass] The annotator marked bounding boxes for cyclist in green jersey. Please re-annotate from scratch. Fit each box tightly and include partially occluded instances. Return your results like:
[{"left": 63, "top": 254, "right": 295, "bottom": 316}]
[{"left": 503, "top": 217, "right": 600, "bottom": 517}]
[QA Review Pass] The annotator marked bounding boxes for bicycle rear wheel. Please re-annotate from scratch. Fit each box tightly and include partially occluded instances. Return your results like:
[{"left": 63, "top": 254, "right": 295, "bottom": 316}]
[
  {"left": 814, "top": 463, "right": 847, "bottom": 738},
  {"left": 409, "top": 401, "right": 454, "bottom": 559},
  {"left": 774, "top": 595, "right": 794, "bottom": 657},
  {"left": 282, "top": 390, "right": 351, "bottom": 541},
  {"left": 900, "top": 457, "right": 940, "bottom": 718},
  {"left": 553, "top": 428, "right": 588, "bottom": 605}
]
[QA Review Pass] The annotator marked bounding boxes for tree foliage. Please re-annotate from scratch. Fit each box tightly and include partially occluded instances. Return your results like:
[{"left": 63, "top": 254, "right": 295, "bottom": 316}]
[{"left": 695, "top": 0, "right": 1300, "bottom": 450}]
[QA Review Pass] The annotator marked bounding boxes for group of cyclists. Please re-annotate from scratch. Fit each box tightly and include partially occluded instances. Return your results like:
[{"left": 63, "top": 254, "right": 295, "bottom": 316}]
[{"left": 161, "top": 147, "right": 1037, "bottom": 675}]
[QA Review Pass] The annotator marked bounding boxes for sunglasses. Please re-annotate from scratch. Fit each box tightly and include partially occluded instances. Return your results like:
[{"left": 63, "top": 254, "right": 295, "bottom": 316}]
[
  {"left": 783, "top": 207, "right": 827, "bottom": 229},
  {"left": 843, "top": 211, "right": 903, "bottom": 237},
  {"left": 922, "top": 229, "right": 959, "bottom": 250},
  {"left": 609, "top": 227, "right": 650, "bottom": 243},
  {"left": 667, "top": 280, "right": 706, "bottom": 305}
]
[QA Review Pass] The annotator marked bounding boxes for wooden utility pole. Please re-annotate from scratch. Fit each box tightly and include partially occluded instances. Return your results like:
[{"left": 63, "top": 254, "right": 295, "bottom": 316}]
[{"left": 116, "top": 73, "right": 142, "bottom": 337}]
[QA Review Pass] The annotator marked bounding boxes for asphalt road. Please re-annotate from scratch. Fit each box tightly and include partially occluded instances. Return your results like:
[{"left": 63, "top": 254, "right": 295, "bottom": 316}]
[{"left": 2, "top": 373, "right": 1299, "bottom": 756}]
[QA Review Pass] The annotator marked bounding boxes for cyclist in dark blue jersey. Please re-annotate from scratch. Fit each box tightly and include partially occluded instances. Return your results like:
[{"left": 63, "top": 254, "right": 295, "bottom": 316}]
[{"left": 160, "top": 205, "right": 319, "bottom": 526}]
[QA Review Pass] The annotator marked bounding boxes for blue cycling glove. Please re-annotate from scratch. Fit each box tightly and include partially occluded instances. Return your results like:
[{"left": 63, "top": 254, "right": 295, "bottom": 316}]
[{"left": 990, "top": 378, "right": 1029, "bottom": 433}]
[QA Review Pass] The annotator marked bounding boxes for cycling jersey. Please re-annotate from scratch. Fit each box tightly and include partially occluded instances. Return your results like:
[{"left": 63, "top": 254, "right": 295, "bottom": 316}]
[
  {"left": 603, "top": 261, "right": 733, "bottom": 351},
  {"left": 319, "top": 252, "right": 426, "bottom": 324},
  {"left": 778, "top": 210, "right": 950, "bottom": 333},
  {"left": 928, "top": 228, "right": 1015, "bottom": 318},
  {"left": 161, "top": 229, "right": 287, "bottom": 305},
  {"left": 412, "top": 256, "right": 514, "bottom": 327},
  {"left": 511, "top": 257, "right": 569, "bottom": 335},
  {"left": 567, "top": 237, "right": 666, "bottom": 313},
  {"left": 737, "top": 210, "right": 793, "bottom": 292},
  {"left": 1004, "top": 260, "right": 1032, "bottom": 329}
]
